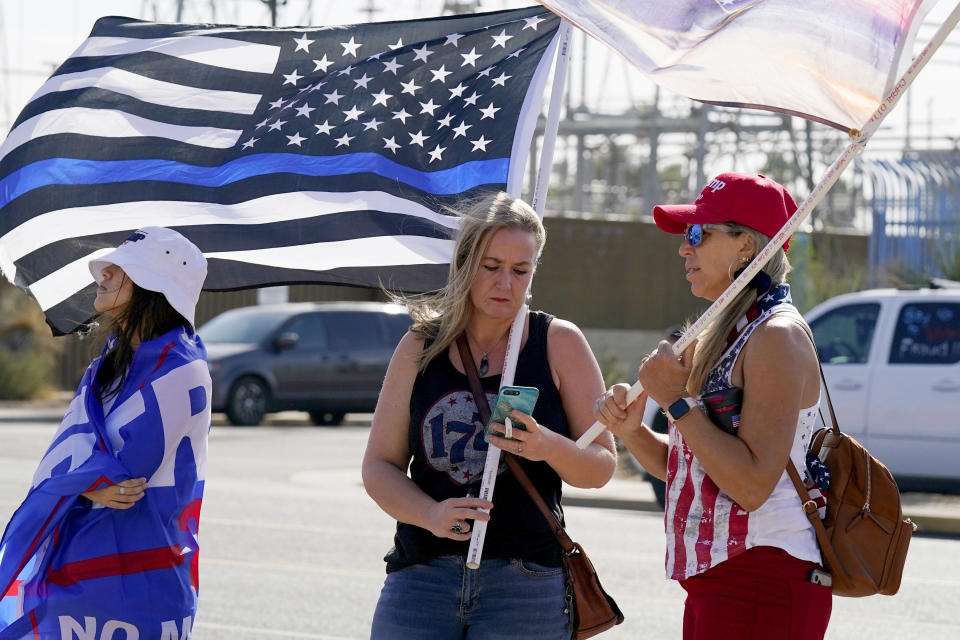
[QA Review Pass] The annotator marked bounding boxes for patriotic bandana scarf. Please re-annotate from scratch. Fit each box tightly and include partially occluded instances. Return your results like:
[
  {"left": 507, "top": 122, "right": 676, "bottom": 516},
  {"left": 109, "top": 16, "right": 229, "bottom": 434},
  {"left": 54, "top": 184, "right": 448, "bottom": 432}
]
[{"left": 0, "top": 327, "right": 211, "bottom": 639}]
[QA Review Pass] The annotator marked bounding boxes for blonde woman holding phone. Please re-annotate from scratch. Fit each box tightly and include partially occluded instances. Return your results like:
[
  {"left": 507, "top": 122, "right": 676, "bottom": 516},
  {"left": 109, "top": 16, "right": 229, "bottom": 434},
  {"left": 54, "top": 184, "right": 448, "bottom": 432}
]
[{"left": 363, "top": 193, "right": 616, "bottom": 639}]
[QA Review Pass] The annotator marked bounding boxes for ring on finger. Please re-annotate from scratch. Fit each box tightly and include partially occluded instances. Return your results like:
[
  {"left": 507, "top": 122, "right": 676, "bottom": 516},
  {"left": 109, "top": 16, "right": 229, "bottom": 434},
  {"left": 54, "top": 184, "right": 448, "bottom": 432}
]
[
  {"left": 451, "top": 520, "right": 464, "bottom": 534},
  {"left": 517, "top": 442, "right": 524, "bottom": 454},
  {"left": 119, "top": 486, "right": 125, "bottom": 495}
]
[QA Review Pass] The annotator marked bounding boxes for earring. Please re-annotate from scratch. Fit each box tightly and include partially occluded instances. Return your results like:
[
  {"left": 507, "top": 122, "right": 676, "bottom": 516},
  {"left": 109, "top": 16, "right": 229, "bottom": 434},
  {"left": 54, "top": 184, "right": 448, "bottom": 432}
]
[
  {"left": 741, "top": 256, "right": 750, "bottom": 264},
  {"left": 727, "top": 260, "right": 739, "bottom": 281}
]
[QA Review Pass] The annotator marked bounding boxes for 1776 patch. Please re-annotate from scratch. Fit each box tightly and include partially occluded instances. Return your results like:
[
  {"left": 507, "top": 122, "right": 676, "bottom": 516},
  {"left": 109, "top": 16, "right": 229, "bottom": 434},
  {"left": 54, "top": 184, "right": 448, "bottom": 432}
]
[{"left": 420, "top": 389, "right": 505, "bottom": 485}]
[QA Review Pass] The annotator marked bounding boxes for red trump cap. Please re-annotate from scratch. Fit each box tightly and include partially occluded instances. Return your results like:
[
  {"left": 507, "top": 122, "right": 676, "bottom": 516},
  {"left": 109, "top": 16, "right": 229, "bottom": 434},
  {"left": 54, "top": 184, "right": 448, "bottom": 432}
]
[{"left": 653, "top": 173, "right": 797, "bottom": 251}]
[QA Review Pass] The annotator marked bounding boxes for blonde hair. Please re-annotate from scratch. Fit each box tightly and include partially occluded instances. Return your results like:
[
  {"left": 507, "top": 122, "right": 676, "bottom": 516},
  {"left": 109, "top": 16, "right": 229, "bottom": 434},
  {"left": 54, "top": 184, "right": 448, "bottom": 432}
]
[
  {"left": 397, "top": 192, "right": 545, "bottom": 371},
  {"left": 686, "top": 224, "right": 792, "bottom": 396}
]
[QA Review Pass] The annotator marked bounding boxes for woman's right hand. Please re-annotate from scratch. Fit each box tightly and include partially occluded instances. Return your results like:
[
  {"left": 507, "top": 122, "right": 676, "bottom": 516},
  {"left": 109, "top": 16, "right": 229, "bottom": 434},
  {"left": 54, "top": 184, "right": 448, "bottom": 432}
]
[
  {"left": 593, "top": 384, "right": 648, "bottom": 436},
  {"left": 427, "top": 496, "right": 494, "bottom": 541},
  {"left": 82, "top": 478, "right": 147, "bottom": 509}
]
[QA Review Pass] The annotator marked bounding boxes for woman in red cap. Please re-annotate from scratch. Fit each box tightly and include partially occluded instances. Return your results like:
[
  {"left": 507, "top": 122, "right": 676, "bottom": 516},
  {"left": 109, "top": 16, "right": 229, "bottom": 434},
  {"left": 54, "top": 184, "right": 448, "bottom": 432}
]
[{"left": 594, "top": 174, "right": 831, "bottom": 639}]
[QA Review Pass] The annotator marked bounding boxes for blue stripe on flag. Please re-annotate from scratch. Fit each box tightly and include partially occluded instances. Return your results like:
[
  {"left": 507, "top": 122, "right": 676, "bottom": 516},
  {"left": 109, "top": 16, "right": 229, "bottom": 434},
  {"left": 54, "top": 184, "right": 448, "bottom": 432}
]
[{"left": 0, "top": 154, "right": 511, "bottom": 205}]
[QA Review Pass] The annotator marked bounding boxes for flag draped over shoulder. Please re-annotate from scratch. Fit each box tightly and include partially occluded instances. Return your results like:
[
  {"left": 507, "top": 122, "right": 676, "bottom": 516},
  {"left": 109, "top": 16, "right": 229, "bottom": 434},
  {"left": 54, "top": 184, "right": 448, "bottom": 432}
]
[
  {"left": 539, "top": 0, "right": 936, "bottom": 131},
  {"left": 0, "top": 327, "right": 211, "bottom": 639},
  {"left": 0, "top": 7, "right": 561, "bottom": 335}
]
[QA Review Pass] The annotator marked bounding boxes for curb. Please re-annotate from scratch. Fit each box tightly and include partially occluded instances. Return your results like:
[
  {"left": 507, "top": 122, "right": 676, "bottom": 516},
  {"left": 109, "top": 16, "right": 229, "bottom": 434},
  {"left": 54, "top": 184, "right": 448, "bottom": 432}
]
[
  {"left": 563, "top": 495, "right": 663, "bottom": 513},
  {"left": 905, "top": 512, "right": 960, "bottom": 537},
  {"left": 564, "top": 482, "right": 960, "bottom": 538}
]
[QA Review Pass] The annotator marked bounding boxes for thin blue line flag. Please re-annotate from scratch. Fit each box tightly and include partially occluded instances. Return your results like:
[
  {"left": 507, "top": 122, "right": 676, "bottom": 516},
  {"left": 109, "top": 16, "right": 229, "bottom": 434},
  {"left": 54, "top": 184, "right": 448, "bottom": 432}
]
[{"left": 0, "top": 7, "right": 561, "bottom": 335}]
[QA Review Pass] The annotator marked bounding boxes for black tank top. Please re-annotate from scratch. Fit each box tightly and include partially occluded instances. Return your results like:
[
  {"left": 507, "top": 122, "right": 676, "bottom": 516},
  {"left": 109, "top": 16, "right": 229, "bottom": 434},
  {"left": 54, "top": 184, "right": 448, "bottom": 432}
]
[{"left": 384, "top": 310, "right": 569, "bottom": 572}]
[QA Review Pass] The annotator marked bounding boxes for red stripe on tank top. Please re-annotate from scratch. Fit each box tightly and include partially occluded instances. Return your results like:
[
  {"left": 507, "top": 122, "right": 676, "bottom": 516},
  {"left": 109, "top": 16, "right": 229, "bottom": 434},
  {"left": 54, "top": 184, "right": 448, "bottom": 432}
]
[
  {"left": 694, "top": 475, "right": 721, "bottom": 572},
  {"left": 669, "top": 441, "right": 697, "bottom": 579},
  {"left": 664, "top": 439, "right": 680, "bottom": 574}
]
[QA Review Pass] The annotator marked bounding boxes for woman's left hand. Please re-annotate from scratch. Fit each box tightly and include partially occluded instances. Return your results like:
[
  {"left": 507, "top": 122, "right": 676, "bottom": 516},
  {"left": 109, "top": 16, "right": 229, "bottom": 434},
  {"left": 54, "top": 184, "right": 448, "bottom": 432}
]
[
  {"left": 486, "top": 410, "right": 556, "bottom": 461},
  {"left": 82, "top": 478, "right": 147, "bottom": 510}
]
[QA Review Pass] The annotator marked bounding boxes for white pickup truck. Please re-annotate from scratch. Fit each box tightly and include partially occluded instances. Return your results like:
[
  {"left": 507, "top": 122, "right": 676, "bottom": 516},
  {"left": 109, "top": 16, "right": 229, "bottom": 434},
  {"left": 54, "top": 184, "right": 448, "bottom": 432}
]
[{"left": 805, "top": 288, "right": 960, "bottom": 491}]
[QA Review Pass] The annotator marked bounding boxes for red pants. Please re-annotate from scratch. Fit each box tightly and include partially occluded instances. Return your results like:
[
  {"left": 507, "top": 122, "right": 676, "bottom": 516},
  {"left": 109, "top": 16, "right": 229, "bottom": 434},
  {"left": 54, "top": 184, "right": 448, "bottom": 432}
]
[{"left": 679, "top": 546, "right": 832, "bottom": 640}]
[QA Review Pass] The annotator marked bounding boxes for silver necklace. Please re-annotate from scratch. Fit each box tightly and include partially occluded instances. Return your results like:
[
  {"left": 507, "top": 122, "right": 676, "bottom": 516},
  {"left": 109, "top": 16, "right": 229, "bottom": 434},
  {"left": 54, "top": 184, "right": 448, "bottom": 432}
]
[{"left": 466, "top": 329, "right": 508, "bottom": 376}]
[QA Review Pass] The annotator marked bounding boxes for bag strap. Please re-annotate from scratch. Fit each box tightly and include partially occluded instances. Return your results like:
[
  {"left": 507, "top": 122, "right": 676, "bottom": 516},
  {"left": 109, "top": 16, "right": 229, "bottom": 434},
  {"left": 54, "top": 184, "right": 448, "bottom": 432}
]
[
  {"left": 785, "top": 461, "right": 852, "bottom": 588},
  {"left": 455, "top": 333, "right": 577, "bottom": 556},
  {"left": 777, "top": 313, "right": 855, "bottom": 588},
  {"left": 775, "top": 310, "right": 841, "bottom": 437}
]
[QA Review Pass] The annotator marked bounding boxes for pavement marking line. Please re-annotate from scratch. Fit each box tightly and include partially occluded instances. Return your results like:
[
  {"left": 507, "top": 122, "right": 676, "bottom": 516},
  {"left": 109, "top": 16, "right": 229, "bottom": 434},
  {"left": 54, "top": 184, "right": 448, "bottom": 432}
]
[
  {"left": 581, "top": 548, "right": 663, "bottom": 563},
  {"left": 193, "top": 620, "right": 360, "bottom": 639},
  {"left": 203, "top": 516, "right": 386, "bottom": 539},
  {"left": 207, "top": 456, "right": 359, "bottom": 467},
  {"left": 204, "top": 556, "right": 383, "bottom": 579},
  {"left": 902, "top": 575, "right": 960, "bottom": 587},
  {"left": 831, "top": 611, "right": 959, "bottom": 631}
]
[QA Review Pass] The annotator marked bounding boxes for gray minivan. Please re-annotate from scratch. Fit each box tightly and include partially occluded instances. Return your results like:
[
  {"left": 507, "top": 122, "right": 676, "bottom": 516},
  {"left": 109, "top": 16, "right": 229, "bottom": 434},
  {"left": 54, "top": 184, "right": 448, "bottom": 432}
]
[{"left": 198, "top": 302, "right": 411, "bottom": 426}]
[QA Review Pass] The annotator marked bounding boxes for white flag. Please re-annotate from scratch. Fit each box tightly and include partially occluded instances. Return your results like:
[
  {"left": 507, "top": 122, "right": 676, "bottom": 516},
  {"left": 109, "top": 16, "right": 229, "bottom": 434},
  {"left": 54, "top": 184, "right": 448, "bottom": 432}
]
[{"left": 539, "top": 0, "right": 937, "bottom": 130}]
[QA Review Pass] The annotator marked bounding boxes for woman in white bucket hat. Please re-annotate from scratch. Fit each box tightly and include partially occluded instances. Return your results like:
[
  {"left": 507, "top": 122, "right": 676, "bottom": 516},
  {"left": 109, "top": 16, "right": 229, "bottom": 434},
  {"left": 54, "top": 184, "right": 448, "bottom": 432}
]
[{"left": 0, "top": 228, "right": 212, "bottom": 638}]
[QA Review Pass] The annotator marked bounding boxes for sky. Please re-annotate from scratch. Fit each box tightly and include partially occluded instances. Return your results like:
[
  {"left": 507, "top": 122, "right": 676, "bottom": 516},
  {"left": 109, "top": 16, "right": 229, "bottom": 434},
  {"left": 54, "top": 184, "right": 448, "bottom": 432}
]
[{"left": 1, "top": 0, "right": 959, "bottom": 154}]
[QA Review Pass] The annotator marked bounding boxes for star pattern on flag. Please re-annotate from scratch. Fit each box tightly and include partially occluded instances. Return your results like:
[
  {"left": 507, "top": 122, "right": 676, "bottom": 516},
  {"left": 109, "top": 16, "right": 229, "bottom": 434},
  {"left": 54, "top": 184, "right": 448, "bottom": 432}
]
[
  {"left": 471, "top": 135, "right": 491, "bottom": 152},
  {"left": 383, "top": 136, "right": 401, "bottom": 153},
  {"left": 286, "top": 132, "right": 307, "bottom": 146},
  {"left": 293, "top": 34, "right": 314, "bottom": 53},
  {"left": 523, "top": 15, "right": 546, "bottom": 31},
  {"left": 0, "top": 7, "right": 561, "bottom": 336},
  {"left": 237, "top": 14, "right": 552, "bottom": 171},
  {"left": 340, "top": 36, "right": 362, "bottom": 57},
  {"left": 313, "top": 54, "right": 333, "bottom": 72}
]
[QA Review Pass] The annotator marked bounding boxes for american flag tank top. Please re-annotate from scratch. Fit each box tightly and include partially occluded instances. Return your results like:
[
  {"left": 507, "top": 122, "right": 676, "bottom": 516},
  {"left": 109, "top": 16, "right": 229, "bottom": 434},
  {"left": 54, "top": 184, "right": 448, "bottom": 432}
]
[{"left": 664, "top": 284, "right": 823, "bottom": 580}]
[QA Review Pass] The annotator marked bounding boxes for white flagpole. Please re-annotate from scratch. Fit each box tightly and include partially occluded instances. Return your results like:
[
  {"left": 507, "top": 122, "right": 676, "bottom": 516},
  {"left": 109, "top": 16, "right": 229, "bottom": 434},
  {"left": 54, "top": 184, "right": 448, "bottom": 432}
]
[
  {"left": 465, "top": 304, "right": 526, "bottom": 570},
  {"left": 577, "top": 2, "right": 960, "bottom": 449},
  {"left": 532, "top": 21, "right": 572, "bottom": 214},
  {"left": 466, "top": 21, "right": 572, "bottom": 570}
]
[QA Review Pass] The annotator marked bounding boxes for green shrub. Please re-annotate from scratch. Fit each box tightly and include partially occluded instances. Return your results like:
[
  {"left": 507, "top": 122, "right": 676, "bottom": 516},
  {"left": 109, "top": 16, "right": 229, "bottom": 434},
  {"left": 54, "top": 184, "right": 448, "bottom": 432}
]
[
  {"left": 596, "top": 349, "right": 629, "bottom": 390},
  {"left": 0, "top": 282, "right": 59, "bottom": 399},
  {"left": 0, "top": 345, "right": 54, "bottom": 400}
]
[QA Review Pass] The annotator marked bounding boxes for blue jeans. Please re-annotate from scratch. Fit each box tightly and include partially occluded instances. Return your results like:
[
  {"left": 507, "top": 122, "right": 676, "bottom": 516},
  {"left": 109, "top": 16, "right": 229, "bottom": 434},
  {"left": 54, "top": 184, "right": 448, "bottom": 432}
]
[{"left": 371, "top": 556, "right": 571, "bottom": 640}]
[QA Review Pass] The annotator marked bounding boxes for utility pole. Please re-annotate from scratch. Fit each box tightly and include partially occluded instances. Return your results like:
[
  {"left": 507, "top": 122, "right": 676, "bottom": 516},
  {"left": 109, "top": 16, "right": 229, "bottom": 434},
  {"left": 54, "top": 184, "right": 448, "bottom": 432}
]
[
  {"left": 574, "top": 31, "right": 588, "bottom": 214},
  {"left": 442, "top": 1, "right": 480, "bottom": 15},
  {"left": 363, "top": 0, "right": 379, "bottom": 22},
  {"left": 695, "top": 104, "right": 709, "bottom": 190},
  {"left": 259, "top": 0, "right": 285, "bottom": 26},
  {"left": 645, "top": 87, "right": 662, "bottom": 213}
]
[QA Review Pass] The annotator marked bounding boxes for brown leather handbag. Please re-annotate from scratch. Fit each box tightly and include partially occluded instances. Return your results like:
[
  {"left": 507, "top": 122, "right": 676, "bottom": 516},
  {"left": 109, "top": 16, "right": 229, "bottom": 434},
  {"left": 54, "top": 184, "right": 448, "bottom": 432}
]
[
  {"left": 502, "top": 455, "right": 625, "bottom": 639},
  {"left": 787, "top": 323, "right": 917, "bottom": 597},
  {"left": 456, "top": 334, "right": 624, "bottom": 638}
]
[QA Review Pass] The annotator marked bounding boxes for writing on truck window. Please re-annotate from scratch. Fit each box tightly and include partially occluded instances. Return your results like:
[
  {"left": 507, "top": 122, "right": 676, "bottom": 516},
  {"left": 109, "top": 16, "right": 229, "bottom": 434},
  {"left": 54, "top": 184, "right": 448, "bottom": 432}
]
[{"left": 890, "top": 303, "right": 960, "bottom": 364}]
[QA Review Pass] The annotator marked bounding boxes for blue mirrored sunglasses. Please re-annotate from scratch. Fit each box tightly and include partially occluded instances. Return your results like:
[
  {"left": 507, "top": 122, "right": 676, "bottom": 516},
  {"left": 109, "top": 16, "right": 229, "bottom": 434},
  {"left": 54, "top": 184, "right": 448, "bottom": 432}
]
[{"left": 684, "top": 223, "right": 739, "bottom": 247}]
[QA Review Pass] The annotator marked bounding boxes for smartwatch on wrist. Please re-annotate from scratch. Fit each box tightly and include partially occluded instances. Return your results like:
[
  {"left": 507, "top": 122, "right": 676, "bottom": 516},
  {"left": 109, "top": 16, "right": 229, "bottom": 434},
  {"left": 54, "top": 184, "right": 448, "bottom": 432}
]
[{"left": 665, "top": 396, "right": 698, "bottom": 423}]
